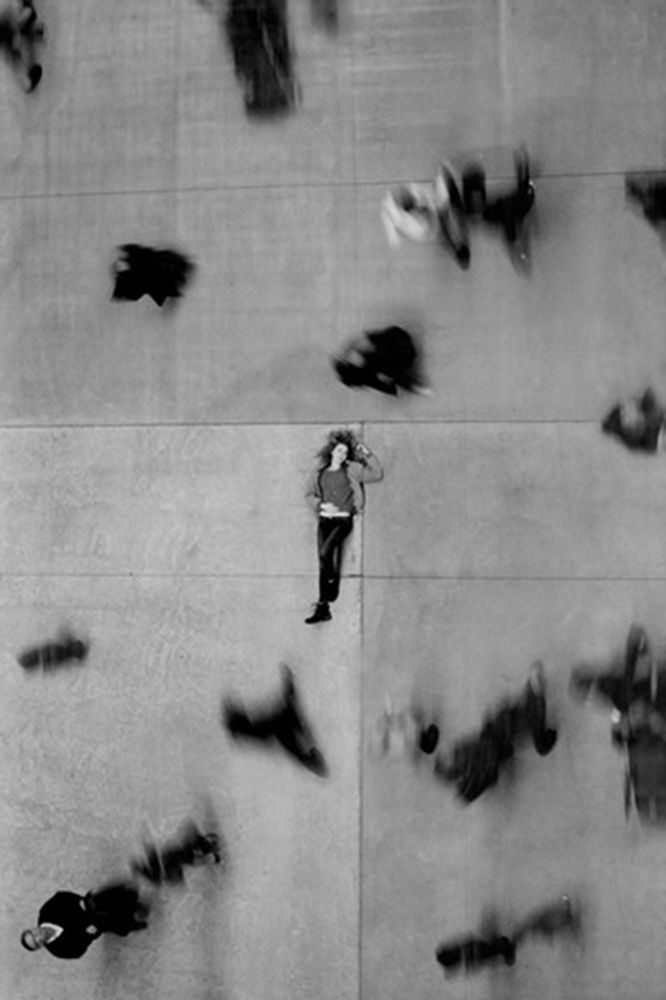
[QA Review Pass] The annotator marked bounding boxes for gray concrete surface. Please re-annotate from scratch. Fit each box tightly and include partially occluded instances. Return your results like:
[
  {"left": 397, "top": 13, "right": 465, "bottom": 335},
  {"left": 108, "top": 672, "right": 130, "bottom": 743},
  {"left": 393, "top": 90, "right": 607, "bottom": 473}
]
[{"left": 1, "top": 0, "right": 665, "bottom": 999}]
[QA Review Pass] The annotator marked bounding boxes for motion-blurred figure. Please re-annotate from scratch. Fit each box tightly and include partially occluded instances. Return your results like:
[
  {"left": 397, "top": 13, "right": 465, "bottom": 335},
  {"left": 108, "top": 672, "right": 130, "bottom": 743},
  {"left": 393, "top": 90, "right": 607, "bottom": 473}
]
[
  {"left": 436, "top": 895, "right": 578, "bottom": 976},
  {"left": 111, "top": 244, "right": 194, "bottom": 307},
  {"left": 17, "top": 630, "right": 89, "bottom": 671},
  {"left": 381, "top": 162, "right": 470, "bottom": 268},
  {"left": 21, "top": 880, "right": 149, "bottom": 959},
  {"left": 0, "top": 0, "right": 43, "bottom": 93},
  {"left": 223, "top": 664, "right": 328, "bottom": 776},
  {"left": 626, "top": 173, "right": 666, "bottom": 234},
  {"left": 434, "top": 661, "right": 557, "bottom": 804},
  {"left": 462, "top": 147, "right": 535, "bottom": 269},
  {"left": 131, "top": 819, "right": 221, "bottom": 886},
  {"left": 436, "top": 908, "right": 515, "bottom": 974},
  {"left": 601, "top": 387, "right": 666, "bottom": 454},
  {"left": 571, "top": 624, "right": 666, "bottom": 823},
  {"left": 333, "top": 326, "right": 429, "bottom": 396},
  {"left": 225, "top": 0, "right": 299, "bottom": 116}
]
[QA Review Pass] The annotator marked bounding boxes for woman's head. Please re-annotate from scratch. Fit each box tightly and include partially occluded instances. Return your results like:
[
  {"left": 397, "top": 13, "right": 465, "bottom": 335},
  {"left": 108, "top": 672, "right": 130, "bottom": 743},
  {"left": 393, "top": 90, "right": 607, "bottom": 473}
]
[{"left": 317, "top": 429, "right": 358, "bottom": 468}]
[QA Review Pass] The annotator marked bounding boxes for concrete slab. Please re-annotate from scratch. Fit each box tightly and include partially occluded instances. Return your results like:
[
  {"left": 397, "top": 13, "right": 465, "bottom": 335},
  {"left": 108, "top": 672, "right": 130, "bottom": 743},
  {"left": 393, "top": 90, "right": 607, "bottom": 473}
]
[
  {"left": 364, "top": 422, "right": 666, "bottom": 580},
  {"left": 0, "top": 424, "right": 368, "bottom": 579},
  {"left": 351, "top": 0, "right": 666, "bottom": 182},
  {"left": 361, "top": 578, "right": 666, "bottom": 1000},
  {"left": 1, "top": 573, "right": 361, "bottom": 1000}
]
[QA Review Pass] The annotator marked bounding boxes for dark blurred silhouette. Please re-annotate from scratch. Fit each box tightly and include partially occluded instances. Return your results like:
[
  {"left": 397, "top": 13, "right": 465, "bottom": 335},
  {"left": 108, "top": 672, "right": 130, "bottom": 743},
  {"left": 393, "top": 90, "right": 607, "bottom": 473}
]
[
  {"left": 626, "top": 173, "right": 666, "bottom": 229},
  {"left": 131, "top": 819, "right": 221, "bottom": 886},
  {"left": 17, "top": 631, "right": 89, "bottom": 671},
  {"left": 0, "top": 0, "right": 44, "bottom": 93},
  {"left": 601, "top": 388, "right": 665, "bottom": 454},
  {"left": 223, "top": 664, "right": 328, "bottom": 776},
  {"left": 436, "top": 895, "right": 578, "bottom": 976},
  {"left": 225, "top": 0, "right": 299, "bottom": 116},
  {"left": 333, "top": 326, "right": 430, "bottom": 397},
  {"left": 434, "top": 661, "right": 557, "bottom": 804},
  {"left": 462, "top": 148, "right": 535, "bottom": 269},
  {"left": 570, "top": 624, "right": 652, "bottom": 716},
  {"left": 111, "top": 245, "right": 194, "bottom": 307},
  {"left": 21, "top": 880, "right": 149, "bottom": 960},
  {"left": 436, "top": 933, "right": 516, "bottom": 973}
]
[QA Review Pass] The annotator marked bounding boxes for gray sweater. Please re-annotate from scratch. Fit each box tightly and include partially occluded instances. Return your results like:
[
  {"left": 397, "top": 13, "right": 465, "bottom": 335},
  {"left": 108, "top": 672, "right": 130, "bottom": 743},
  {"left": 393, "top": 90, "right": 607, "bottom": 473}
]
[{"left": 306, "top": 451, "right": 383, "bottom": 516}]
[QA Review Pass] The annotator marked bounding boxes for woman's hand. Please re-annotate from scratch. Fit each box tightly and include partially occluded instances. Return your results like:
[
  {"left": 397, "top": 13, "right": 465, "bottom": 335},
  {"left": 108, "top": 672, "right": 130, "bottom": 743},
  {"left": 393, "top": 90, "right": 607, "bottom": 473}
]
[{"left": 320, "top": 501, "right": 341, "bottom": 515}]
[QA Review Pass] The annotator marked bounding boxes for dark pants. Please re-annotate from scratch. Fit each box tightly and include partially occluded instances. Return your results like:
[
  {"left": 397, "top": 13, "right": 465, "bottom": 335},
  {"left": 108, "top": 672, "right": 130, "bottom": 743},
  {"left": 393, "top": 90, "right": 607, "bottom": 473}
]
[
  {"left": 436, "top": 935, "right": 515, "bottom": 972},
  {"left": 132, "top": 822, "right": 217, "bottom": 885},
  {"left": 224, "top": 669, "right": 327, "bottom": 775},
  {"left": 436, "top": 679, "right": 556, "bottom": 803},
  {"left": 317, "top": 516, "right": 353, "bottom": 604},
  {"left": 85, "top": 881, "right": 148, "bottom": 936}
]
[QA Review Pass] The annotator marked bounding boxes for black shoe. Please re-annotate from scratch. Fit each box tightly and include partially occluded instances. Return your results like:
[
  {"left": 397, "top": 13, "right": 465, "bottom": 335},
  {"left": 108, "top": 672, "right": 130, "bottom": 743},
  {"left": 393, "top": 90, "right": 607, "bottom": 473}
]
[
  {"left": 305, "top": 603, "right": 331, "bottom": 624},
  {"left": 299, "top": 746, "right": 329, "bottom": 777},
  {"left": 535, "top": 728, "right": 558, "bottom": 756},
  {"left": 27, "top": 64, "right": 42, "bottom": 92},
  {"left": 419, "top": 724, "right": 440, "bottom": 755}
]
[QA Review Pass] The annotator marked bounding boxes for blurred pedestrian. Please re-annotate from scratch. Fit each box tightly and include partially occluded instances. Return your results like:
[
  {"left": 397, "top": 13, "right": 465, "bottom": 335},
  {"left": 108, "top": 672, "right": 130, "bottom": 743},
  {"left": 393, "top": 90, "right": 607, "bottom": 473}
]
[
  {"left": 304, "top": 429, "right": 382, "bottom": 624},
  {"left": 381, "top": 162, "right": 470, "bottom": 268},
  {"left": 17, "top": 631, "right": 89, "bottom": 671},
  {"left": 462, "top": 147, "right": 535, "bottom": 267},
  {"left": 626, "top": 173, "right": 666, "bottom": 227},
  {"left": 0, "top": 0, "right": 43, "bottom": 92},
  {"left": 111, "top": 244, "right": 194, "bottom": 307},
  {"left": 225, "top": 0, "right": 299, "bottom": 116},
  {"left": 21, "top": 880, "right": 148, "bottom": 960},
  {"left": 601, "top": 388, "right": 666, "bottom": 454},
  {"left": 333, "top": 326, "right": 429, "bottom": 396},
  {"left": 434, "top": 661, "right": 557, "bottom": 803},
  {"left": 131, "top": 820, "right": 220, "bottom": 886},
  {"left": 223, "top": 663, "right": 328, "bottom": 776}
]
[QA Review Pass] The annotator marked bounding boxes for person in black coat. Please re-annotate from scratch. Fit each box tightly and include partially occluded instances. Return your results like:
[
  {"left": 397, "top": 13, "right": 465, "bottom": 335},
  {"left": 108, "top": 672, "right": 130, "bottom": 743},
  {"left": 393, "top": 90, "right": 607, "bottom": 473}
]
[
  {"left": 434, "top": 661, "right": 557, "bottom": 804},
  {"left": 17, "top": 631, "right": 88, "bottom": 671},
  {"left": 111, "top": 245, "right": 194, "bottom": 307},
  {"left": 222, "top": 663, "right": 328, "bottom": 776},
  {"left": 21, "top": 881, "right": 149, "bottom": 959},
  {"left": 333, "top": 326, "right": 430, "bottom": 397},
  {"left": 462, "top": 148, "right": 535, "bottom": 267}
]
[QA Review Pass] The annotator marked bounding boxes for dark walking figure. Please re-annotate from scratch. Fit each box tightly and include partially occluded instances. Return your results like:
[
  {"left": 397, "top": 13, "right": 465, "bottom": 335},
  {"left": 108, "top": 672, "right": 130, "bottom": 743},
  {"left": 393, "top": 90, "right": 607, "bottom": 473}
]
[
  {"left": 111, "top": 245, "right": 194, "bottom": 307},
  {"left": 225, "top": 0, "right": 299, "bottom": 116},
  {"left": 21, "top": 880, "right": 149, "bottom": 959},
  {"left": 462, "top": 148, "right": 535, "bottom": 268},
  {"left": 601, "top": 388, "right": 665, "bottom": 454},
  {"left": 304, "top": 429, "right": 383, "bottom": 624},
  {"left": 333, "top": 326, "right": 430, "bottom": 397},
  {"left": 436, "top": 933, "right": 516, "bottom": 973},
  {"left": 626, "top": 173, "right": 666, "bottom": 229},
  {"left": 0, "top": 0, "right": 44, "bottom": 93},
  {"left": 436, "top": 895, "right": 577, "bottom": 977},
  {"left": 434, "top": 661, "right": 557, "bottom": 804},
  {"left": 223, "top": 664, "right": 328, "bottom": 776},
  {"left": 131, "top": 819, "right": 221, "bottom": 886},
  {"left": 17, "top": 631, "right": 89, "bottom": 671}
]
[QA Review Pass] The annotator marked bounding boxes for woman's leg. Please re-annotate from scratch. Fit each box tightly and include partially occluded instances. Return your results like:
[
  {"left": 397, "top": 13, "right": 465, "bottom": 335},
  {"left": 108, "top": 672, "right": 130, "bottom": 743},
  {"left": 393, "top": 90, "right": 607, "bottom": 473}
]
[{"left": 318, "top": 518, "right": 353, "bottom": 604}]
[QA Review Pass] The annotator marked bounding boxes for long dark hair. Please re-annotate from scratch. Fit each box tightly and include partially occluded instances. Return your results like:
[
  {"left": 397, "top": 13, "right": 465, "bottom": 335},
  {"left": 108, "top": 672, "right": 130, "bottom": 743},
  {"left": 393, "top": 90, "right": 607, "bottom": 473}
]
[{"left": 315, "top": 428, "right": 359, "bottom": 470}]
